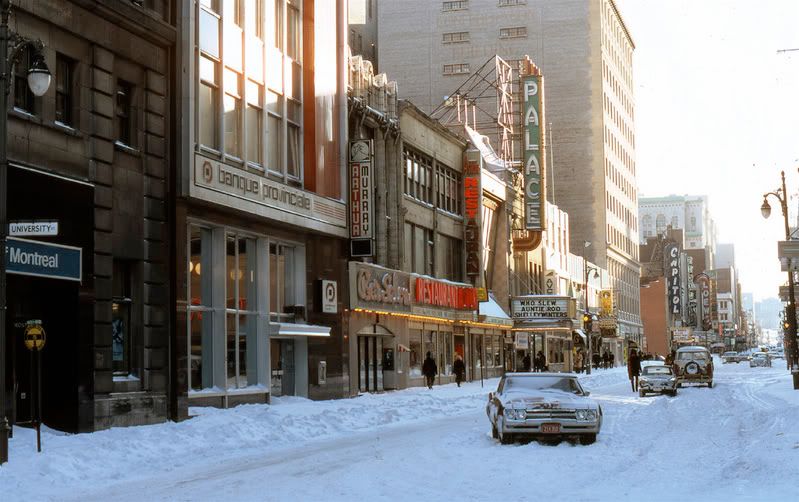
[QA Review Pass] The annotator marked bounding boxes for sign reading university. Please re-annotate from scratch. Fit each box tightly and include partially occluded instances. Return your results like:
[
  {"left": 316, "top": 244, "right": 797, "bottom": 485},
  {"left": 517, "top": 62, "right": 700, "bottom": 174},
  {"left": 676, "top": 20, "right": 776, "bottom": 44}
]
[
  {"left": 522, "top": 73, "right": 545, "bottom": 231},
  {"left": 664, "top": 243, "right": 681, "bottom": 315},
  {"left": 5, "top": 237, "right": 82, "bottom": 282},
  {"left": 511, "top": 295, "right": 576, "bottom": 321}
]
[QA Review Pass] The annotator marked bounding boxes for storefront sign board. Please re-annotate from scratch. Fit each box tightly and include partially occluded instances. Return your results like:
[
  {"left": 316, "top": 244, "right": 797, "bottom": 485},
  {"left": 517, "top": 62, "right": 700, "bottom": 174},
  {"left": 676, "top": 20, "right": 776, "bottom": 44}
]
[
  {"left": 350, "top": 262, "right": 412, "bottom": 313},
  {"left": 511, "top": 296, "right": 575, "bottom": 321},
  {"left": 349, "top": 140, "right": 373, "bottom": 242},
  {"left": 664, "top": 243, "right": 681, "bottom": 315},
  {"left": 463, "top": 154, "right": 482, "bottom": 279}
]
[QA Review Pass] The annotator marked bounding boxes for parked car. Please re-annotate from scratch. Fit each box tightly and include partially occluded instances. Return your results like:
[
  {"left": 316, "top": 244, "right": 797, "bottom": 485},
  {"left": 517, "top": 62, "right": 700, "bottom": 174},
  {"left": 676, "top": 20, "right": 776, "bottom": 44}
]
[
  {"left": 749, "top": 352, "right": 772, "bottom": 367},
  {"left": 722, "top": 351, "right": 745, "bottom": 364},
  {"left": 673, "top": 346, "right": 714, "bottom": 388},
  {"left": 486, "top": 373, "right": 602, "bottom": 445},
  {"left": 639, "top": 365, "right": 678, "bottom": 397}
]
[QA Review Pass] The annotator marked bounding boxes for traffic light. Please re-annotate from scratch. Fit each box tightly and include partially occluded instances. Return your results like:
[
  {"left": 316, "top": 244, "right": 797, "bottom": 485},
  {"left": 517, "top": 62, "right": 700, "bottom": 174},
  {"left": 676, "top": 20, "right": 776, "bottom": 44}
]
[{"left": 583, "top": 312, "right": 593, "bottom": 333}]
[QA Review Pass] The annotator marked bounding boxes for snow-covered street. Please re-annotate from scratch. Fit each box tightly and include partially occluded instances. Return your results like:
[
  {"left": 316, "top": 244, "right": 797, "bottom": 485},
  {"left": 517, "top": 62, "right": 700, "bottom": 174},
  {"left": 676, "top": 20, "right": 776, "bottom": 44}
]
[{"left": 2, "top": 359, "right": 799, "bottom": 501}]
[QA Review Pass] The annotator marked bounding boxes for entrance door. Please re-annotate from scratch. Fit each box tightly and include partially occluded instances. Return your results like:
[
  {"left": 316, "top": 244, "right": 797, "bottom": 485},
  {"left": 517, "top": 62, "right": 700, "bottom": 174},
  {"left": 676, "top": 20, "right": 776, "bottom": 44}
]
[
  {"left": 358, "top": 336, "right": 384, "bottom": 393},
  {"left": 270, "top": 339, "right": 295, "bottom": 397}
]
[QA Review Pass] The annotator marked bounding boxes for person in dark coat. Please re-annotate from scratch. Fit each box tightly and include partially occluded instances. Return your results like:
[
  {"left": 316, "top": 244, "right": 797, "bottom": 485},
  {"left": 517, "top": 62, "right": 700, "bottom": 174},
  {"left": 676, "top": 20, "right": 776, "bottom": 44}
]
[
  {"left": 522, "top": 353, "right": 532, "bottom": 372},
  {"left": 609, "top": 351, "right": 615, "bottom": 368},
  {"left": 628, "top": 349, "right": 642, "bottom": 392},
  {"left": 535, "top": 351, "right": 547, "bottom": 372},
  {"left": 592, "top": 352, "right": 601, "bottom": 371},
  {"left": 422, "top": 351, "right": 437, "bottom": 389},
  {"left": 602, "top": 351, "right": 610, "bottom": 369},
  {"left": 453, "top": 354, "right": 466, "bottom": 387}
]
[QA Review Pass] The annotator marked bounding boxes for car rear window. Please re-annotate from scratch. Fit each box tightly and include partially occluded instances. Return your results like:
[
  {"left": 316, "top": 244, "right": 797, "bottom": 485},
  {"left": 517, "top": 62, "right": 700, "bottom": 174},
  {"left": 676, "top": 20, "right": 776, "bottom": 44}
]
[
  {"left": 643, "top": 366, "right": 672, "bottom": 375},
  {"left": 678, "top": 351, "right": 708, "bottom": 360}
]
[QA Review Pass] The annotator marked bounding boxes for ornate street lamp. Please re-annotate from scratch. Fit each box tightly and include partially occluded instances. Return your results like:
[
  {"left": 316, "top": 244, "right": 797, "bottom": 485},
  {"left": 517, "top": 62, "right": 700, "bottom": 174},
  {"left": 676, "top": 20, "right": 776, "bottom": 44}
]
[
  {"left": 0, "top": 0, "right": 53, "bottom": 464},
  {"left": 582, "top": 242, "right": 600, "bottom": 374},
  {"left": 761, "top": 170, "right": 799, "bottom": 390}
]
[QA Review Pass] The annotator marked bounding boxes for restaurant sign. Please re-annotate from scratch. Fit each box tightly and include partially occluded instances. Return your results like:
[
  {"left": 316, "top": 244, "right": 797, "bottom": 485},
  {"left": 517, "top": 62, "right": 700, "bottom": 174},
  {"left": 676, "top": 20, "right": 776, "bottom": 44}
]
[
  {"left": 463, "top": 152, "right": 482, "bottom": 279},
  {"left": 511, "top": 295, "right": 575, "bottom": 322}
]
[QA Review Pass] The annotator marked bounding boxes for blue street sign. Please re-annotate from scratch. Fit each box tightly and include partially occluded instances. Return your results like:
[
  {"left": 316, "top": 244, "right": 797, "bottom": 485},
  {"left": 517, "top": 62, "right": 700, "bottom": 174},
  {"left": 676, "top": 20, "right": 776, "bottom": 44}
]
[{"left": 5, "top": 237, "right": 82, "bottom": 282}]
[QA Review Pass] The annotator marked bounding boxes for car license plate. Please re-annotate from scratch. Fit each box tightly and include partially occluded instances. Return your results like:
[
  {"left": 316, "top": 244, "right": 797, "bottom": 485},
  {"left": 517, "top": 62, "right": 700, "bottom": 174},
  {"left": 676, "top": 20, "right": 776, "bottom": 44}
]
[{"left": 541, "top": 423, "right": 560, "bottom": 434}]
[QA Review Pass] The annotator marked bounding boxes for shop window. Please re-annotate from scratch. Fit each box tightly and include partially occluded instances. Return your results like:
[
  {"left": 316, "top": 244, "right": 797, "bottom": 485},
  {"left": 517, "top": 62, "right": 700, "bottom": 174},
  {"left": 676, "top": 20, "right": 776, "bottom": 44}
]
[
  {"left": 424, "top": 330, "right": 437, "bottom": 371},
  {"left": 473, "top": 334, "right": 482, "bottom": 369},
  {"left": 188, "top": 226, "right": 215, "bottom": 391},
  {"left": 55, "top": 54, "right": 75, "bottom": 127},
  {"left": 409, "top": 330, "right": 422, "bottom": 377},
  {"left": 12, "top": 47, "right": 35, "bottom": 114},
  {"left": 441, "top": 332, "right": 453, "bottom": 375},
  {"left": 226, "top": 235, "right": 258, "bottom": 389},
  {"left": 270, "top": 242, "right": 299, "bottom": 321},
  {"left": 112, "top": 260, "right": 136, "bottom": 376}
]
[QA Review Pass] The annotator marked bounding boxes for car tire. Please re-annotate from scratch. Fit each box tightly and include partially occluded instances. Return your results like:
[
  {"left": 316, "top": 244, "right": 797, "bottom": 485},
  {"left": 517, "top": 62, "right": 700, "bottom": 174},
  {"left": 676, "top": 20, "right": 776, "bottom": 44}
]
[
  {"left": 579, "top": 434, "right": 597, "bottom": 445},
  {"left": 708, "top": 381, "right": 713, "bottom": 389},
  {"left": 639, "top": 389, "right": 645, "bottom": 397}
]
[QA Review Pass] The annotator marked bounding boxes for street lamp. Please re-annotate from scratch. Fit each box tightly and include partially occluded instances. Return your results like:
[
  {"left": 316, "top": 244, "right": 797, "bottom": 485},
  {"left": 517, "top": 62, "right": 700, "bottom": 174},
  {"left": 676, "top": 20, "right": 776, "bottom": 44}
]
[
  {"left": 0, "top": 0, "right": 52, "bottom": 464},
  {"left": 761, "top": 170, "right": 799, "bottom": 390},
  {"left": 583, "top": 242, "right": 600, "bottom": 374}
]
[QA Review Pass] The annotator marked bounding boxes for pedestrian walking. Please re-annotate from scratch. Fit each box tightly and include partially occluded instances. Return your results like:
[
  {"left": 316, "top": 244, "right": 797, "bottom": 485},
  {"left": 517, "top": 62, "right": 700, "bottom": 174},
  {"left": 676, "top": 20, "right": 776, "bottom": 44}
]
[
  {"left": 628, "top": 349, "right": 641, "bottom": 392},
  {"left": 453, "top": 353, "right": 466, "bottom": 387},
  {"left": 592, "top": 352, "right": 601, "bottom": 371},
  {"left": 609, "top": 351, "right": 615, "bottom": 368},
  {"left": 522, "top": 352, "right": 532, "bottom": 372},
  {"left": 535, "top": 351, "right": 547, "bottom": 372},
  {"left": 602, "top": 351, "right": 610, "bottom": 369},
  {"left": 422, "top": 351, "right": 437, "bottom": 389},
  {"left": 575, "top": 350, "right": 584, "bottom": 374}
]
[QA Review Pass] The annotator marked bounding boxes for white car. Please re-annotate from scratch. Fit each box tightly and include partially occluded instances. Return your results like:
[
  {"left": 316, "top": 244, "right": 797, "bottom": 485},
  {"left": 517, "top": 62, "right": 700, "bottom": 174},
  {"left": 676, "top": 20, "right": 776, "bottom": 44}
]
[
  {"left": 486, "top": 373, "right": 602, "bottom": 445},
  {"left": 749, "top": 352, "right": 771, "bottom": 368}
]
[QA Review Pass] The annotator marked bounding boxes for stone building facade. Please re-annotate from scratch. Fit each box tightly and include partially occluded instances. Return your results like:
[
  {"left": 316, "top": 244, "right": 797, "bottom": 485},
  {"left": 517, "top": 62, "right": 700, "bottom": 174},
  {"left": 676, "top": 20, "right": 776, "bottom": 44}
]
[
  {"left": 377, "top": 0, "right": 643, "bottom": 348},
  {"left": 4, "top": 0, "right": 176, "bottom": 432}
]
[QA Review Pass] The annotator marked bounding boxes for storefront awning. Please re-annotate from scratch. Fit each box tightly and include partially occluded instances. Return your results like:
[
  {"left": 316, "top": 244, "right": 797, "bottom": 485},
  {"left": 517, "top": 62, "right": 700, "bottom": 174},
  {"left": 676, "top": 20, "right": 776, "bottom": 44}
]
[
  {"left": 573, "top": 329, "right": 587, "bottom": 344},
  {"left": 479, "top": 294, "right": 512, "bottom": 324},
  {"left": 269, "top": 322, "right": 331, "bottom": 337}
]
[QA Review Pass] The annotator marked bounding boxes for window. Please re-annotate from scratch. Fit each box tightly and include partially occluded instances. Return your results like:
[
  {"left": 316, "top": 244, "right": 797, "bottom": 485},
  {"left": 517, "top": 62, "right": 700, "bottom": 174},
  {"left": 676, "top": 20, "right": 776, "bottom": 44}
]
[
  {"left": 224, "top": 69, "right": 243, "bottom": 159},
  {"left": 403, "top": 147, "right": 433, "bottom": 203},
  {"left": 188, "top": 226, "right": 215, "bottom": 391},
  {"left": 112, "top": 260, "right": 135, "bottom": 376},
  {"left": 436, "top": 164, "right": 462, "bottom": 214},
  {"left": 226, "top": 234, "right": 257, "bottom": 389},
  {"left": 438, "top": 234, "right": 463, "bottom": 281},
  {"left": 270, "top": 242, "right": 299, "bottom": 321},
  {"left": 199, "top": 55, "right": 220, "bottom": 149},
  {"left": 404, "top": 222, "right": 434, "bottom": 275},
  {"left": 498, "top": 0, "right": 526, "bottom": 5},
  {"left": 55, "top": 54, "right": 75, "bottom": 126},
  {"left": 246, "top": 80, "right": 263, "bottom": 166},
  {"left": 13, "top": 48, "right": 35, "bottom": 113},
  {"left": 443, "top": 63, "right": 470, "bottom": 75},
  {"left": 442, "top": 0, "right": 468, "bottom": 10},
  {"left": 442, "top": 32, "right": 469, "bottom": 44},
  {"left": 499, "top": 26, "right": 527, "bottom": 38},
  {"left": 409, "top": 330, "right": 422, "bottom": 377},
  {"left": 116, "top": 80, "right": 134, "bottom": 147}
]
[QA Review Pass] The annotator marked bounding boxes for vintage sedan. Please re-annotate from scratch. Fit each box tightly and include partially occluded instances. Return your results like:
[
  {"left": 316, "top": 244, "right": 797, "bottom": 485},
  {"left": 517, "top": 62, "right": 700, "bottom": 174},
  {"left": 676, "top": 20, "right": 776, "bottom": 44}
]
[
  {"left": 722, "top": 351, "right": 744, "bottom": 364},
  {"left": 750, "top": 352, "right": 772, "bottom": 367},
  {"left": 638, "top": 365, "right": 677, "bottom": 397},
  {"left": 486, "top": 373, "right": 602, "bottom": 445}
]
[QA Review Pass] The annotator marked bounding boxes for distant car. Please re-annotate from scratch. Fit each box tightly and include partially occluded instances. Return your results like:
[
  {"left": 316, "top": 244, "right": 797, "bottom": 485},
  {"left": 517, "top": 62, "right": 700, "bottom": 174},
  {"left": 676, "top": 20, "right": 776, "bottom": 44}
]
[
  {"left": 673, "top": 346, "right": 714, "bottom": 388},
  {"left": 771, "top": 351, "right": 784, "bottom": 360},
  {"left": 639, "top": 365, "right": 678, "bottom": 397},
  {"left": 486, "top": 373, "right": 602, "bottom": 445},
  {"left": 722, "top": 351, "right": 744, "bottom": 364},
  {"left": 749, "top": 352, "right": 772, "bottom": 368}
]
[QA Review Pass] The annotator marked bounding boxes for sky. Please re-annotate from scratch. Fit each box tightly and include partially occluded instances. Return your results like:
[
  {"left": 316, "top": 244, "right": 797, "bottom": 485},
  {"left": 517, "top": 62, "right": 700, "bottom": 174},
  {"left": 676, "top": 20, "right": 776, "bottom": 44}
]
[{"left": 615, "top": 0, "right": 799, "bottom": 301}]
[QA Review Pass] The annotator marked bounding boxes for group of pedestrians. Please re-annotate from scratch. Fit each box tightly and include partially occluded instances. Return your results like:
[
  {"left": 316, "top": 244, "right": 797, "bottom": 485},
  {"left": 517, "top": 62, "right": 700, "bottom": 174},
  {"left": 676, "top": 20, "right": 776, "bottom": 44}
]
[
  {"left": 421, "top": 351, "right": 467, "bottom": 389},
  {"left": 574, "top": 350, "right": 615, "bottom": 373},
  {"left": 522, "top": 351, "right": 548, "bottom": 372}
]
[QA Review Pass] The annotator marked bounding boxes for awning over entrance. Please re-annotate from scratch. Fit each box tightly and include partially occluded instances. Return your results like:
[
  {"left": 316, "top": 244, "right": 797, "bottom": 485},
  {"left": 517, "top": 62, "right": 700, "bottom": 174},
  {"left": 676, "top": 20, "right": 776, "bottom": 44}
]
[
  {"left": 269, "top": 322, "right": 331, "bottom": 337},
  {"left": 479, "top": 293, "right": 512, "bottom": 324},
  {"left": 573, "top": 329, "right": 587, "bottom": 344}
]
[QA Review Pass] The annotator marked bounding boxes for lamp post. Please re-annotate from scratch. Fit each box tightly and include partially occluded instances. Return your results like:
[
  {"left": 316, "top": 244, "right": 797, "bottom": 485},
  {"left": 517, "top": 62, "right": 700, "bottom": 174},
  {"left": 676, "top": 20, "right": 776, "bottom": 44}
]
[
  {"left": 0, "top": 0, "right": 52, "bottom": 464},
  {"left": 583, "top": 242, "right": 599, "bottom": 374},
  {"left": 761, "top": 170, "right": 799, "bottom": 390}
]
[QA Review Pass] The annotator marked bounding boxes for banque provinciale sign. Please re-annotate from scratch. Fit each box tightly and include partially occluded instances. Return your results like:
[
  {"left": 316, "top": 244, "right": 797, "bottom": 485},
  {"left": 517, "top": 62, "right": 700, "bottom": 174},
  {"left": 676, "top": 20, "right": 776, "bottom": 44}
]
[{"left": 192, "top": 154, "right": 346, "bottom": 233}]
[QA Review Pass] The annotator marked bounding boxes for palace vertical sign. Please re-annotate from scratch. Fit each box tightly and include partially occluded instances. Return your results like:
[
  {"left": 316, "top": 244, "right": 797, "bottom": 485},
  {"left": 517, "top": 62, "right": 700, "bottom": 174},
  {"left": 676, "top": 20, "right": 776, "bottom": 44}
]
[
  {"left": 665, "top": 243, "right": 681, "bottom": 316},
  {"left": 349, "top": 140, "right": 373, "bottom": 256},
  {"left": 522, "top": 73, "right": 545, "bottom": 231},
  {"left": 464, "top": 152, "right": 482, "bottom": 280}
]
